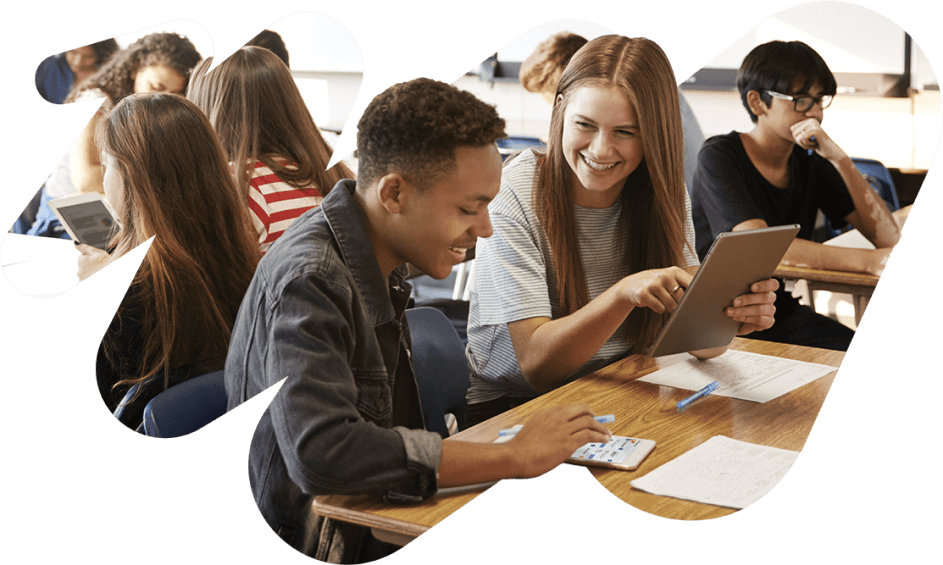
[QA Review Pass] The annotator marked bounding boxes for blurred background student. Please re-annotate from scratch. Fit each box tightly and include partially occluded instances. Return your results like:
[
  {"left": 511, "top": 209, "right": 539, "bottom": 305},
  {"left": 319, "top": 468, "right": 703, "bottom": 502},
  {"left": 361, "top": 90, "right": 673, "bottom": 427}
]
[
  {"left": 78, "top": 93, "right": 260, "bottom": 431},
  {"left": 245, "top": 29, "right": 290, "bottom": 68},
  {"left": 188, "top": 47, "right": 353, "bottom": 253},
  {"left": 35, "top": 39, "right": 120, "bottom": 104},
  {"left": 20, "top": 32, "right": 201, "bottom": 239},
  {"left": 519, "top": 31, "right": 587, "bottom": 105}
]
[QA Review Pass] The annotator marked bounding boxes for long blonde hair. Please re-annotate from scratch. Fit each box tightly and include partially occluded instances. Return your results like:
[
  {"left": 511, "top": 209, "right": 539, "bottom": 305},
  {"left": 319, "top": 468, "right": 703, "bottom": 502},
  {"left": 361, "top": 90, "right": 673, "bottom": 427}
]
[{"left": 535, "top": 35, "right": 687, "bottom": 351}]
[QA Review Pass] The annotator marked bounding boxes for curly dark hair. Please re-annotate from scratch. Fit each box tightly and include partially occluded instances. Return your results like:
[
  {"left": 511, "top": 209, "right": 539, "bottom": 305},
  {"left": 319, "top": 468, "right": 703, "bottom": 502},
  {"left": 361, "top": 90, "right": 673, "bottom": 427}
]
[
  {"left": 67, "top": 32, "right": 201, "bottom": 104},
  {"left": 356, "top": 77, "right": 506, "bottom": 188}
]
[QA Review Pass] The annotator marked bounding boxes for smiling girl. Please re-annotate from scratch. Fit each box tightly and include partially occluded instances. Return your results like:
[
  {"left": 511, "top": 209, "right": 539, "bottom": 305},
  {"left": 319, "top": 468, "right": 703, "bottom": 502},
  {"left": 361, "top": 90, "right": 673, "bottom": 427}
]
[{"left": 464, "top": 35, "right": 779, "bottom": 424}]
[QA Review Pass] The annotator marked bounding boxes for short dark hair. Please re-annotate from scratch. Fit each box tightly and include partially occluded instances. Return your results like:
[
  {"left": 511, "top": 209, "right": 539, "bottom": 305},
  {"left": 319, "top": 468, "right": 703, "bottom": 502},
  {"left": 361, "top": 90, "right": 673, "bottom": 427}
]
[
  {"left": 356, "top": 78, "right": 506, "bottom": 188},
  {"left": 737, "top": 40, "right": 837, "bottom": 123},
  {"left": 245, "top": 30, "right": 289, "bottom": 68}
]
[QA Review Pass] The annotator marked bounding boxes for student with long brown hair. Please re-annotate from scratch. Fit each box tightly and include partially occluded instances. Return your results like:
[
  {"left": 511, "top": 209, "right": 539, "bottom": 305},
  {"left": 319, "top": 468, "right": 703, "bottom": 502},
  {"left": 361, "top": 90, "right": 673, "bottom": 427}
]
[
  {"left": 464, "top": 35, "right": 779, "bottom": 425},
  {"left": 25, "top": 32, "right": 201, "bottom": 238},
  {"left": 187, "top": 46, "right": 353, "bottom": 253},
  {"left": 76, "top": 92, "right": 261, "bottom": 431}
]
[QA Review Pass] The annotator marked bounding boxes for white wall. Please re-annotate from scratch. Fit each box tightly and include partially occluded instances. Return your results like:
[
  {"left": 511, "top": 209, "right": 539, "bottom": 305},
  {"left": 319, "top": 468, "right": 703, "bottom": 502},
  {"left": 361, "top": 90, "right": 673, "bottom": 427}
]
[{"left": 697, "top": 1, "right": 936, "bottom": 91}]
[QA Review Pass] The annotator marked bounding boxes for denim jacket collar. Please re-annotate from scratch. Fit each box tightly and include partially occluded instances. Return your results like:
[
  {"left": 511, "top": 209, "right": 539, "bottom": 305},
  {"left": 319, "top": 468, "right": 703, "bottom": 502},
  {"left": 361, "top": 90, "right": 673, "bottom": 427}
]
[{"left": 320, "top": 180, "right": 409, "bottom": 328}]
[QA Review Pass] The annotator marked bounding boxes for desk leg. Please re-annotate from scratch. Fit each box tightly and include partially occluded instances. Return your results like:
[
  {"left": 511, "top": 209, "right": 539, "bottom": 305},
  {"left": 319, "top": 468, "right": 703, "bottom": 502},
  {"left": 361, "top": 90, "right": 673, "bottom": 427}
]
[{"left": 854, "top": 294, "right": 869, "bottom": 326}]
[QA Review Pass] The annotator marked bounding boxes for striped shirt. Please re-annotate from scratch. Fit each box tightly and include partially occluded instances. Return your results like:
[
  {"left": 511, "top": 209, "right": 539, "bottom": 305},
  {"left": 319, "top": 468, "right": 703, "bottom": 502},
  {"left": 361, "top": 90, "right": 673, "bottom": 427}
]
[
  {"left": 247, "top": 161, "right": 324, "bottom": 253},
  {"left": 465, "top": 150, "right": 699, "bottom": 405}
]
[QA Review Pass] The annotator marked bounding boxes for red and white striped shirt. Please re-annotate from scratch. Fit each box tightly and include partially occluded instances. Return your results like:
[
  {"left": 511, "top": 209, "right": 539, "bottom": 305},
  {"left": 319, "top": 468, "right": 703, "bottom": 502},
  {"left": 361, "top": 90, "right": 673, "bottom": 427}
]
[{"left": 247, "top": 161, "right": 324, "bottom": 253}]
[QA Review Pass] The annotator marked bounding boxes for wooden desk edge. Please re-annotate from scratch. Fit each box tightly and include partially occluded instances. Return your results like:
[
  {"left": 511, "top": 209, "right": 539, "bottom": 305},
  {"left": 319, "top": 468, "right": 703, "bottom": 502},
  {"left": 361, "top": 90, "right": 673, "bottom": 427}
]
[
  {"left": 773, "top": 265, "right": 879, "bottom": 287},
  {"left": 312, "top": 498, "right": 429, "bottom": 540}
]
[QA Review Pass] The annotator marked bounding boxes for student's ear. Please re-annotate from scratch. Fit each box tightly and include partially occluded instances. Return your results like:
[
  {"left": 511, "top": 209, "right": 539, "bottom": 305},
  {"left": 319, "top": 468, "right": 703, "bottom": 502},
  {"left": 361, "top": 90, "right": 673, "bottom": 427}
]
[
  {"left": 746, "top": 90, "right": 768, "bottom": 118},
  {"left": 555, "top": 93, "right": 563, "bottom": 108},
  {"left": 376, "top": 173, "right": 409, "bottom": 214}
]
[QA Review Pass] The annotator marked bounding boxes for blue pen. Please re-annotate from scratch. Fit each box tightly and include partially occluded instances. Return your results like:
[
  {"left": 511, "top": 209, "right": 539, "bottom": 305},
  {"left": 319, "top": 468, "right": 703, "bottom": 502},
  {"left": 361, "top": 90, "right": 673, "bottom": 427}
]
[
  {"left": 498, "top": 414, "right": 615, "bottom": 436},
  {"left": 807, "top": 135, "right": 817, "bottom": 156},
  {"left": 676, "top": 381, "right": 720, "bottom": 412}
]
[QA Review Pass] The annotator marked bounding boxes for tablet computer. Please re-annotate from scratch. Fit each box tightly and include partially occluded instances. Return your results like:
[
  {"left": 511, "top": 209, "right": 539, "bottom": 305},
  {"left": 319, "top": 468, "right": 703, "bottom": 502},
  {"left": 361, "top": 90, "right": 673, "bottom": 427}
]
[
  {"left": 48, "top": 192, "right": 118, "bottom": 250},
  {"left": 646, "top": 224, "right": 800, "bottom": 358}
]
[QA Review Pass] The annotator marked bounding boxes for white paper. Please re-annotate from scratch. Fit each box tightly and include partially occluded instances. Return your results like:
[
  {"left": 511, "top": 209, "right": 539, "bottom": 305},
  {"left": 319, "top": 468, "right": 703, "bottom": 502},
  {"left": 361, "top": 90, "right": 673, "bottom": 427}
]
[
  {"left": 823, "top": 228, "right": 875, "bottom": 249},
  {"left": 638, "top": 350, "right": 836, "bottom": 403},
  {"left": 630, "top": 436, "right": 799, "bottom": 509}
]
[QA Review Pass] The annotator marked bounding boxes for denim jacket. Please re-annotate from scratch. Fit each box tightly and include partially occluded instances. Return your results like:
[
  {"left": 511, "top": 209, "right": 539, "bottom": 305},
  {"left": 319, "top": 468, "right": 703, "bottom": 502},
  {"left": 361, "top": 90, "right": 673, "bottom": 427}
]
[{"left": 224, "top": 180, "right": 442, "bottom": 560}]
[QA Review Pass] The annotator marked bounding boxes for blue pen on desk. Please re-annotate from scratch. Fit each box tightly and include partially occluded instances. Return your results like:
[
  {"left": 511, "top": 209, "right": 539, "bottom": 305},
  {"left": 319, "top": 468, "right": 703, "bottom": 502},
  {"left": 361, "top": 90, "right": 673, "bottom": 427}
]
[
  {"left": 498, "top": 414, "right": 615, "bottom": 436},
  {"left": 676, "top": 381, "right": 720, "bottom": 412}
]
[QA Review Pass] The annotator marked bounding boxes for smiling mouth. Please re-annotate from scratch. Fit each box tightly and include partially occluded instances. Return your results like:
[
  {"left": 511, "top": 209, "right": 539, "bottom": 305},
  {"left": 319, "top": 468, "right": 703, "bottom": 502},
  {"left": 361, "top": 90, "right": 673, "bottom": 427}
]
[
  {"left": 448, "top": 246, "right": 468, "bottom": 256},
  {"left": 581, "top": 154, "right": 618, "bottom": 171}
]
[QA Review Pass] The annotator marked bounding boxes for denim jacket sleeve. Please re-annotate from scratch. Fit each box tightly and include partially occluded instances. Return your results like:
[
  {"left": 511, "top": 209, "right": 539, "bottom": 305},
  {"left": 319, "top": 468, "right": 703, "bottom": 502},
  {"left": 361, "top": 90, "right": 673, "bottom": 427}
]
[{"left": 263, "top": 267, "right": 442, "bottom": 501}]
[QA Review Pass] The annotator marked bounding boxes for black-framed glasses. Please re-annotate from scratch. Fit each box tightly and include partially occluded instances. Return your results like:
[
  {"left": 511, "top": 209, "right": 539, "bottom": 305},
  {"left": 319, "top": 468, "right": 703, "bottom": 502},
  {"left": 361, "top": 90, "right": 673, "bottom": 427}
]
[{"left": 765, "top": 90, "right": 834, "bottom": 112}]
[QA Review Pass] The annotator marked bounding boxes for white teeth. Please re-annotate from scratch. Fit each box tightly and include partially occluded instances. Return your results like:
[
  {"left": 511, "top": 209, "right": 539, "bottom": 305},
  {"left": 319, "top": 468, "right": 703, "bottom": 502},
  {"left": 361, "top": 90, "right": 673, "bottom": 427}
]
[
  {"left": 449, "top": 246, "right": 467, "bottom": 253},
  {"left": 581, "top": 154, "right": 617, "bottom": 171}
]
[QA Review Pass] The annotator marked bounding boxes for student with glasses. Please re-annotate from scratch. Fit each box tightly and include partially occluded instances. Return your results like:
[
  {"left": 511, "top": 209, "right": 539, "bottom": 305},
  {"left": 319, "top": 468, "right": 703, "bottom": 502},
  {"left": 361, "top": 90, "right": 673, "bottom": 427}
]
[{"left": 690, "top": 40, "right": 901, "bottom": 351}]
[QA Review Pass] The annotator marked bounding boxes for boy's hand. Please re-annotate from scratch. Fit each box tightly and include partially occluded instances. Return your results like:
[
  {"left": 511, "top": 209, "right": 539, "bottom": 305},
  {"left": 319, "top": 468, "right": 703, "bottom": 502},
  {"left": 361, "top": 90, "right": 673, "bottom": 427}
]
[
  {"left": 509, "top": 404, "right": 612, "bottom": 478},
  {"left": 790, "top": 118, "right": 847, "bottom": 163}
]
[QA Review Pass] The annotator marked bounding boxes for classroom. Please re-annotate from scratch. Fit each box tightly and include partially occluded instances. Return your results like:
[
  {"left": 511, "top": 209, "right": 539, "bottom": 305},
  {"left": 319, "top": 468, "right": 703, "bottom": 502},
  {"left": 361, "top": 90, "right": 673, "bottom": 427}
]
[{"left": 2, "top": 1, "right": 940, "bottom": 563}]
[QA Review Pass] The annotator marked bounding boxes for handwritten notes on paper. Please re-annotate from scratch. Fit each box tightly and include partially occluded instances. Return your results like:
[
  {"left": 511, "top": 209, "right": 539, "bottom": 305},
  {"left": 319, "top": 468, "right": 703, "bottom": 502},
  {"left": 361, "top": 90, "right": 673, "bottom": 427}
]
[
  {"left": 637, "top": 350, "right": 836, "bottom": 403},
  {"left": 630, "top": 436, "right": 799, "bottom": 509}
]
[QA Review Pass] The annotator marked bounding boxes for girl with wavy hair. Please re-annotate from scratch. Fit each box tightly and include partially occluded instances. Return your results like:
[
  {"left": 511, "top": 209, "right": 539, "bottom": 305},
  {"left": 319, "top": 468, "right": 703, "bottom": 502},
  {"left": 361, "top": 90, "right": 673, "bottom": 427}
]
[
  {"left": 77, "top": 92, "right": 261, "bottom": 430},
  {"left": 26, "top": 32, "right": 202, "bottom": 238},
  {"left": 464, "top": 35, "right": 779, "bottom": 424},
  {"left": 187, "top": 46, "right": 353, "bottom": 252}
]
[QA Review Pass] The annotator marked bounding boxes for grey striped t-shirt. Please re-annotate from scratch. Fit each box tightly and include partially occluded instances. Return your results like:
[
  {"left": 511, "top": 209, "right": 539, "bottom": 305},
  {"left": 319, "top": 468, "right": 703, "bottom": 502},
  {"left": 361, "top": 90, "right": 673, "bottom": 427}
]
[{"left": 465, "top": 150, "right": 698, "bottom": 405}]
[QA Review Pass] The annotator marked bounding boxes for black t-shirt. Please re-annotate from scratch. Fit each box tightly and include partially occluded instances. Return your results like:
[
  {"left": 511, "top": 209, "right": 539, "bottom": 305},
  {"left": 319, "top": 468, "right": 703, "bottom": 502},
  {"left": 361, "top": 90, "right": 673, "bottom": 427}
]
[
  {"left": 690, "top": 131, "right": 856, "bottom": 259},
  {"left": 689, "top": 131, "right": 856, "bottom": 313}
]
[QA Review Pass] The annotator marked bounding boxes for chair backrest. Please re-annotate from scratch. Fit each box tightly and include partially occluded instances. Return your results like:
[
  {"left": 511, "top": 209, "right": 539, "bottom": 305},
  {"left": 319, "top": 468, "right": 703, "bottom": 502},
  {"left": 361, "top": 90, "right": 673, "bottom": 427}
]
[
  {"left": 405, "top": 307, "right": 470, "bottom": 438},
  {"left": 852, "top": 157, "right": 900, "bottom": 210},
  {"left": 142, "top": 370, "right": 227, "bottom": 438},
  {"left": 824, "top": 157, "right": 900, "bottom": 239},
  {"left": 496, "top": 136, "right": 546, "bottom": 161}
]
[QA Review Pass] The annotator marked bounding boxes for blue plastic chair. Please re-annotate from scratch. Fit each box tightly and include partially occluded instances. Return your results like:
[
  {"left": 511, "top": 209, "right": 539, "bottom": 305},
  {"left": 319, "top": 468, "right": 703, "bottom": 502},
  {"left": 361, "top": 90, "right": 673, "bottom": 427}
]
[
  {"left": 405, "top": 307, "right": 470, "bottom": 438},
  {"left": 496, "top": 136, "right": 546, "bottom": 161},
  {"left": 141, "top": 370, "right": 228, "bottom": 438},
  {"left": 824, "top": 157, "right": 900, "bottom": 239}
]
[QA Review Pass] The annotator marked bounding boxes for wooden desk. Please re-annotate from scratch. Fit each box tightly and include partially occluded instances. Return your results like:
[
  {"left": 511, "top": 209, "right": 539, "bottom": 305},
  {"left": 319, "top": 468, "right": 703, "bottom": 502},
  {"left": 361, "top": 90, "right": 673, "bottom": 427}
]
[
  {"left": 774, "top": 205, "right": 908, "bottom": 325},
  {"left": 312, "top": 338, "right": 843, "bottom": 545},
  {"left": 773, "top": 264, "right": 878, "bottom": 325}
]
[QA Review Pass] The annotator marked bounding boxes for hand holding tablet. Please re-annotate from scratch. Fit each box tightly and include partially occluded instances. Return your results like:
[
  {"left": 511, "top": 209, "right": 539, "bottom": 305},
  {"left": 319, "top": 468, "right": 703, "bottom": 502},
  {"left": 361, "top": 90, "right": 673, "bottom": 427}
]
[
  {"left": 647, "top": 224, "right": 800, "bottom": 357},
  {"left": 48, "top": 192, "right": 118, "bottom": 250}
]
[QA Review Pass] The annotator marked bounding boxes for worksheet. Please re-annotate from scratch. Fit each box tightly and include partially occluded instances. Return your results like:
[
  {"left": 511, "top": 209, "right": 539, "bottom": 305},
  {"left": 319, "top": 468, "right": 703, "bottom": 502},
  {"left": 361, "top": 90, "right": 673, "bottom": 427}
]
[
  {"left": 824, "top": 228, "right": 874, "bottom": 249},
  {"left": 630, "top": 436, "right": 799, "bottom": 509},
  {"left": 637, "top": 350, "right": 835, "bottom": 403}
]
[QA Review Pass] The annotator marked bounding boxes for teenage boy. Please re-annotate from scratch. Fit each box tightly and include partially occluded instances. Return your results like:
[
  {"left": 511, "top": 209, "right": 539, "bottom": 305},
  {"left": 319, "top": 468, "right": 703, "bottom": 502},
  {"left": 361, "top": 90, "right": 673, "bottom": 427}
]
[
  {"left": 690, "top": 40, "right": 901, "bottom": 351},
  {"left": 224, "top": 78, "right": 613, "bottom": 562}
]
